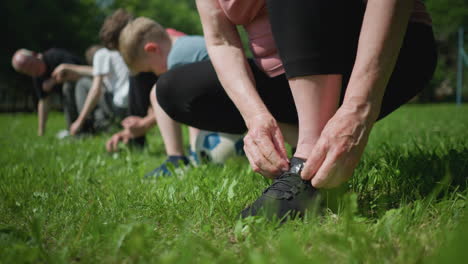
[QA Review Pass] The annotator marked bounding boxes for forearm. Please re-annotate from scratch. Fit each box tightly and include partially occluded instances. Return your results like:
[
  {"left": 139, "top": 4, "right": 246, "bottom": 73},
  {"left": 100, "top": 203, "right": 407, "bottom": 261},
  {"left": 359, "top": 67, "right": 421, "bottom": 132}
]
[
  {"left": 65, "top": 64, "right": 93, "bottom": 77},
  {"left": 197, "top": 0, "right": 270, "bottom": 124},
  {"left": 76, "top": 77, "right": 102, "bottom": 124},
  {"left": 141, "top": 107, "right": 156, "bottom": 131},
  {"left": 37, "top": 98, "right": 49, "bottom": 135},
  {"left": 209, "top": 45, "right": 270, "bottom": 123},
  {"left": 343, "top": 0, "right": 413, "bottom": 121}
]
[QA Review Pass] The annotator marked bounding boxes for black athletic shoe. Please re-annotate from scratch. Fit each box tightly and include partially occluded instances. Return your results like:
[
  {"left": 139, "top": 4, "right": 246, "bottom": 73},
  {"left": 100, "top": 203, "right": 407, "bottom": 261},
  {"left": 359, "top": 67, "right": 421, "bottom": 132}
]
[{"left": 240, "top": 157, "right": 320, "bottom": 220}]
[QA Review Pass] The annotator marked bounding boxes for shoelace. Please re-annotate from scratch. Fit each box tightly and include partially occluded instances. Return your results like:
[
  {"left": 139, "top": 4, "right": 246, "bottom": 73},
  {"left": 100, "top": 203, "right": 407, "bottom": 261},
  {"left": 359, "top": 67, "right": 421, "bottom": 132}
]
[{"left": 264, "top": 172, "right": 301, "bottom": 198}]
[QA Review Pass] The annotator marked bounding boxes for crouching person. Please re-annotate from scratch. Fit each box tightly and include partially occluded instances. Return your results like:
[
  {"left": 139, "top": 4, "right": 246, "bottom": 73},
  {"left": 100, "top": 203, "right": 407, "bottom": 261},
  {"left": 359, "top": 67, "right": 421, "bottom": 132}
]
[
  {"left": 54, "top": 46, "right": 131, "bottom": 135},
  {"left": 11, "top": 48, "right": 87, "bottom": 136}
]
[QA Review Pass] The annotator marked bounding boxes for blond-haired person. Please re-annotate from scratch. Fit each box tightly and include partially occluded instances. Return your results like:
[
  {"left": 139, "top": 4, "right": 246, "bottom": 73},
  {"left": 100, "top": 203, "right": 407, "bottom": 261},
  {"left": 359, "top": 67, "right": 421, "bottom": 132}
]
[{"left": 119, "top": 17, "right": 210, "bottom": 177}]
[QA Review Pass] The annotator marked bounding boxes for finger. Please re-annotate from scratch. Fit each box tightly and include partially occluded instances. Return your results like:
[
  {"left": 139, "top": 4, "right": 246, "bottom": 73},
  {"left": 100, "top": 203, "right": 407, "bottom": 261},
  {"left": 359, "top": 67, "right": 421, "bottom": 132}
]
[
  {"left": 111, "top": 137, "right": 120, "bottom": 152},
  {"left": 244, "top": 136, "right": 280, "bottom": 177},
  {"left": 311, "top": 152, "right": 339, "bottom": 189},
  {"left": 253, "top": 133, "right": 289, "bottom": 172},
  {"left": 245, "top": 145, "right": 275, "bottom": 179},
  {"left": 271, "top": 127, "right": 289, "bottom": 164},
  {"left": 301, "top": 140, "right": 328, "bottom": 180},
  {"left": 52, "top": 67, "right": 60, "bottom": 76},
  {"left": 106, "top": 138, "right": 113, "bottom": 152},
  {"left": 243, "top": 142, "right": 260, "bottom": 173}
]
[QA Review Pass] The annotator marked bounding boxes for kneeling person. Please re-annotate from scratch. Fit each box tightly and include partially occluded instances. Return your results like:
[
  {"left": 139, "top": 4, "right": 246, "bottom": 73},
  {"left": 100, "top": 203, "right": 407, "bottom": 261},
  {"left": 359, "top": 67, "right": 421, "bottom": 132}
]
[
  {"left": 119, "top": 17, "right": 210, "bottom": 176},
  {"left": 68, "top": 47, "right": 130, "bottom": 135},
  {"left": 11, "top": 48, "right": 86, "bottom": 136}
]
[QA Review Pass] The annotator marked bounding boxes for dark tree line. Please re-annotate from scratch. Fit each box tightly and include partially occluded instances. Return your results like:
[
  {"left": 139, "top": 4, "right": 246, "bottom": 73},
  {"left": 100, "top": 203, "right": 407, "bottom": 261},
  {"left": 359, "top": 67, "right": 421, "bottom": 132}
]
[{"left": 0, "top": 0, "right": 466, "bottom": 111}]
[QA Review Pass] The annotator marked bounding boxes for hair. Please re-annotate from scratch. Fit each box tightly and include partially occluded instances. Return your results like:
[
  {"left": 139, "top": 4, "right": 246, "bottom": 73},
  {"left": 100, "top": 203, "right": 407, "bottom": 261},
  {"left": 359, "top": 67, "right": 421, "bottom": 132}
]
[
  {"left": 85, "top": 45, "right": 103, "bottom": 65},
  {"left": 99, "top": 9, "right": 134, "bottom": 50},
  {"left": 119, "top": 17, "right": 169, "bottom": 69}
]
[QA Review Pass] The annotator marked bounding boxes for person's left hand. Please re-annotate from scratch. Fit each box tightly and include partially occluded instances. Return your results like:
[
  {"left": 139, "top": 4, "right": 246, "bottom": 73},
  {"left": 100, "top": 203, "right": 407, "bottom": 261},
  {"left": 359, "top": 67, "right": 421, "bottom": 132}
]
[
  {"left": 121, "top": 116, "right": 148, "bottom": 138},
  {"left": 301, "top": 103, "right": 376, "bottom": 188},
  {"left": 70, "top": 119, "right": 83, "bottom": 136}
]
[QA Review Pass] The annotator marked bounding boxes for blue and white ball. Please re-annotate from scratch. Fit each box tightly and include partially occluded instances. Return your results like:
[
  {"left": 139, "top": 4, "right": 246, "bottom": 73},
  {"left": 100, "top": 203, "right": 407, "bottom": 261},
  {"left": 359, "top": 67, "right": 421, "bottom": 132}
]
[{"left": 194, "top": 130, "right": 244, "bottom": 164}]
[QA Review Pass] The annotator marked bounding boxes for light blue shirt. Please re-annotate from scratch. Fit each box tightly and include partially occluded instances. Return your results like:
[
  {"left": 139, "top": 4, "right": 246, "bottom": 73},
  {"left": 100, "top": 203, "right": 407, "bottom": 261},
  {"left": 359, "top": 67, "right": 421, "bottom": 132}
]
[{"left": 167, "top": 36, "right": 209, "bottom": 70}]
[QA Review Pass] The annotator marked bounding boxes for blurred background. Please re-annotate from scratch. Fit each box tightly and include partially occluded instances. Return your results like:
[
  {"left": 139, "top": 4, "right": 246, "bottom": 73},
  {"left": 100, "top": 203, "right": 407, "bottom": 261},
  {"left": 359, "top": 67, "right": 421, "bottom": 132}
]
[{"left": 0, "top": 0, "right": 467, "bottom": 112}]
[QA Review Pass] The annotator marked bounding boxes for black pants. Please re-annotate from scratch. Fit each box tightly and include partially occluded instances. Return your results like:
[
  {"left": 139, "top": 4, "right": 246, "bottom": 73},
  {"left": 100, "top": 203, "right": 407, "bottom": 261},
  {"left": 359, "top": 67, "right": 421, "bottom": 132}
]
[
  {"left": 128, "top": 72, "right": 158, "bottom": 146},
  {"left": 157, "top": 6, "right": 437, "bottom": 134}
]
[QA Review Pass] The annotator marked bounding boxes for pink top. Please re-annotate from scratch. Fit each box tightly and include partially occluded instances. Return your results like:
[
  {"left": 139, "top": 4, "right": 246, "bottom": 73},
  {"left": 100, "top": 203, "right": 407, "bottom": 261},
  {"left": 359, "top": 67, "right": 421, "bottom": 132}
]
[
  {"left": 218, "top": 0, "right": 432, "bottom": 77},
  {"left": 219, "top": 0, "right": 283, "bottom": 77},
  {"left": 166, "top": 28, "right": 186, "bottom": 37}
]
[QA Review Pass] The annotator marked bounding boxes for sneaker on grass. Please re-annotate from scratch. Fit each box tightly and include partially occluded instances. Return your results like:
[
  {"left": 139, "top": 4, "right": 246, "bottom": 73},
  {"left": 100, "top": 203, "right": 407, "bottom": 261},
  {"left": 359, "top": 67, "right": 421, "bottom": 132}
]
[
  {"left": 240, "top": 157, "right": 320, "bottom": 221},
  {"left": 144, "top": 155, "right": 190, "bottom": 178}
]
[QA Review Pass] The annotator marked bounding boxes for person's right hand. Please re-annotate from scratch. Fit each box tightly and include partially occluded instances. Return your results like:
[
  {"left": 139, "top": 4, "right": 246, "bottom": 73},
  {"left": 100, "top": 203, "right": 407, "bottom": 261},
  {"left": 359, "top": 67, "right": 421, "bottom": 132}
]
[
  {"left": 121, "top": 116, "right": 148, "bottom": 138},
  {"left": 52, "top": 64, "right": 68, "bottom": 82},
  {"left": 52, "top": 64, "right": 80, "bottom": 82},
  {"left": 106, "top": 130, "right": 131, "bottom": 152},
  {"left": 243, "top": 113, "right": 289, "bottom": 178}
]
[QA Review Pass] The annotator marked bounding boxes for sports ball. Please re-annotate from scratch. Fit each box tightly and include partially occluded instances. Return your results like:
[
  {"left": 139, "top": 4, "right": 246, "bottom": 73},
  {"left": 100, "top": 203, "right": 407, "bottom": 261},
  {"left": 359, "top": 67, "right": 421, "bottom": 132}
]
[{"left": 194, "top": 130, "right": 244, "bottom": 164}]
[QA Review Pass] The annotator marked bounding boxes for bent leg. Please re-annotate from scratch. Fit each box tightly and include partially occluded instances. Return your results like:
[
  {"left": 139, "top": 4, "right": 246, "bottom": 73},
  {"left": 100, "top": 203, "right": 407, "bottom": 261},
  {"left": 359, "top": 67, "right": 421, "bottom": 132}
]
[
  {"left": 267, "top": 0, "right": 355, "bottom": 158},
  {"left": 128, "top": 72, "right": 159, "bottom": 147},
  {"left": 156, "top": 60, "right": 297, "bottom": 135},
  {"left": 151, "top": 85, "right": 185, "bottom": 156},
  {"left": 377, "top": 23, "right": 437, "bottom": 120}
]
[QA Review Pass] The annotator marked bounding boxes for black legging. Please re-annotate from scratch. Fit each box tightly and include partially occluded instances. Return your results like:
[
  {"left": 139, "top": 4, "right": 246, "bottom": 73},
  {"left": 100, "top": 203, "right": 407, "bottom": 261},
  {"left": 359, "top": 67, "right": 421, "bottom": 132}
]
[
  {"left": 128, "top": 72, "right": 158, "bottom": 146},
  {"left": 156, "top": 3, "right": 437, "bottom": 134}
]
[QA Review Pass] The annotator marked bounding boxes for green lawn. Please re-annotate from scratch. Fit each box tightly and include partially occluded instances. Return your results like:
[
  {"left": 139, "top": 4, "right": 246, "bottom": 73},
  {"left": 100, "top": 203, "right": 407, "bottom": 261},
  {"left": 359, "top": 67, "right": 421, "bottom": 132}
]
[{"left": 1, "top": 104, "right": 467, "bottom": 263}]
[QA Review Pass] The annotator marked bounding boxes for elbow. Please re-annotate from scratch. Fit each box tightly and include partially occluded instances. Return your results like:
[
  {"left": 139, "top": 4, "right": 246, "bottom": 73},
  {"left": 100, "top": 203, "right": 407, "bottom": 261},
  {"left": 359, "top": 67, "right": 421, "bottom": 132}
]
[{"left": 366, "top": 0, "right": 413, "bottom": 9}]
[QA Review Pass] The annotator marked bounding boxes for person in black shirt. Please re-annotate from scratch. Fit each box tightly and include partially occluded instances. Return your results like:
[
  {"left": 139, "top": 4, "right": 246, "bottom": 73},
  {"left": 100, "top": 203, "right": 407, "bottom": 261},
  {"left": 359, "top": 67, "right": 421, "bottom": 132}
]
[{"left": 12, "top": 48, "right": 88, "bottom": 136}]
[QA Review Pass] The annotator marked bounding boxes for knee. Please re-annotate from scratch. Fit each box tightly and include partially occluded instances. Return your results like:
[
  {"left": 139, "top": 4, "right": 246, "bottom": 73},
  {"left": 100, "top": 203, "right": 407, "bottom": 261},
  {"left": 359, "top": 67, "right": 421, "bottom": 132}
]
[{"left": 150, "top": 85, "right": 157, "bottom": 108}]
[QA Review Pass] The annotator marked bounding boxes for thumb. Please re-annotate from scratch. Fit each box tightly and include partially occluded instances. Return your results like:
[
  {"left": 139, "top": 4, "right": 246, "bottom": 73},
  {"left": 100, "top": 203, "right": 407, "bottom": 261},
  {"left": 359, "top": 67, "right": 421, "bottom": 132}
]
[{"left": 301, "top": 140, "right": 327, "bottom": 180}]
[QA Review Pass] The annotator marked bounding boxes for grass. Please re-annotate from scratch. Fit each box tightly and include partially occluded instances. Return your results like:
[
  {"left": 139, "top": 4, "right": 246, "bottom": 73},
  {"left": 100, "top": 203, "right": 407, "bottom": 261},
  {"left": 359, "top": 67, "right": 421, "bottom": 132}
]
[{"left": 0, "top": 104, "right": 467, "bottom": 263}]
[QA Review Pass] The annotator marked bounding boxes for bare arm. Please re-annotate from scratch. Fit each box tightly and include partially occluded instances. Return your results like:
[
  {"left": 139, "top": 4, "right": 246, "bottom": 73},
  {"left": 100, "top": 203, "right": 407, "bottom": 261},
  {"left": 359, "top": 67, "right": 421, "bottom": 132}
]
[
  {"left": 301, "top": 0, "right": 414, "bottom": 188},
  {"left": 196, "top": 0, "right": 289, "bottom": 175},
  {"left": 343, "top": 0, "right": 413, "bottom": 118},
  {"left": 53, "top": 64, "right": 93, "bottom": 82},
  {"left": 70, "top": 75, "right": 103, "bottom": 135},
  {"left": 37, "top": 97, "right": 50, "bottom": 136},
  {"left": 196, "top": 0, "right": 269, "bottom": 122}
]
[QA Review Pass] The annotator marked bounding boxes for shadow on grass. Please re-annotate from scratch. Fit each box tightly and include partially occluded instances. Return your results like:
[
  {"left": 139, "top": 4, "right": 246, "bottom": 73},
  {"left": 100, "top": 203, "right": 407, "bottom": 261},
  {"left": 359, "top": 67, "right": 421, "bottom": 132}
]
[{"left": 351, "top": 145, "right": 468, "bottom": 217}]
